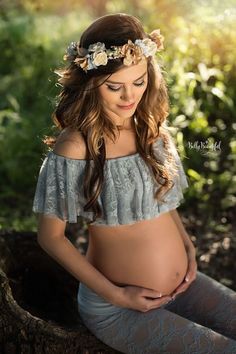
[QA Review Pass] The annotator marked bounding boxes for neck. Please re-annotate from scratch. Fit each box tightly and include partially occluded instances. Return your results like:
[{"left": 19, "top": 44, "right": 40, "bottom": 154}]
[{"left": 116, "top": 115, "right": 135, "bottom": 130}]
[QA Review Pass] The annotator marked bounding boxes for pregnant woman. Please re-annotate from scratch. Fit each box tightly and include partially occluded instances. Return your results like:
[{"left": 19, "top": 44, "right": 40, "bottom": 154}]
[{"left": 32, "top": 13, "right": 236, "bottom": 353}]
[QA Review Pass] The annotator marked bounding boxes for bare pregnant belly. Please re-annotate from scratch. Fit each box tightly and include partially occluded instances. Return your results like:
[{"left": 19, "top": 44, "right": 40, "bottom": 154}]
[{"left": 86, "top": 212, "right": 188, "bottom": 295}]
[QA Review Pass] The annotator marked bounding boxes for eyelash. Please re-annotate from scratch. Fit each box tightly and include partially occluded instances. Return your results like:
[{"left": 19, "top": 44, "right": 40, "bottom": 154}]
[{"left": 107, "top": 81, "right": 145, "bottom": 91}]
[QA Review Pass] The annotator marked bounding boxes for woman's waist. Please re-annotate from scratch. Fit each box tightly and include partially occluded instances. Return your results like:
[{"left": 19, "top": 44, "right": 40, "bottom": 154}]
[
  {"left": 87, "top": 214, "right": 187, "bottom": 263},
  {"left": 88, "top": 211, "right": 182, "bottom": 241}
]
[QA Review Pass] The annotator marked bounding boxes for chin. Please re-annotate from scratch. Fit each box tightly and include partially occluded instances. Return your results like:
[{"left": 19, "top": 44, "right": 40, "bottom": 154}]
[{"left": 117, "top": 108, "right": 136, "bottom": 116}]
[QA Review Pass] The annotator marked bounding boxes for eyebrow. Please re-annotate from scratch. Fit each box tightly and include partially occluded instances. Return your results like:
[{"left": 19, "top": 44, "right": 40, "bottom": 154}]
[{"left": 106, "top": 71, "right": 147, "bottom": 84}]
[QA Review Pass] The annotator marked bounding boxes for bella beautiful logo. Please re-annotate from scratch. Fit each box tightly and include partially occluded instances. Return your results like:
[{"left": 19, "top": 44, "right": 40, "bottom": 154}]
[{"left": 186, "top": 139, "right": 222, "bottom": 155}]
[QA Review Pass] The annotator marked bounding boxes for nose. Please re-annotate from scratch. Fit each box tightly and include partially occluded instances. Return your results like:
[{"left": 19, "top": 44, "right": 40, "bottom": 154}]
[{"left": 120, "top": 85, "right": 135, "bottom": 102}]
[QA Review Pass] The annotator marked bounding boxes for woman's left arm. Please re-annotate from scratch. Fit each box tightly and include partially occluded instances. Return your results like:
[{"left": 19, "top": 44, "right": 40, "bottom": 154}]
[{"left": 169, "top": 209, "right": 198, "bottom": 298}]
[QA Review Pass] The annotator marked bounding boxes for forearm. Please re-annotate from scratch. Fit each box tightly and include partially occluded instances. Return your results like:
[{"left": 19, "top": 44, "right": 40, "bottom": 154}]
[
  {"left": 38, "top": 235, "right": 122, "bottom": 305},
  {"left": 169, "top": 209, "right": 195, "bottom": 252}
]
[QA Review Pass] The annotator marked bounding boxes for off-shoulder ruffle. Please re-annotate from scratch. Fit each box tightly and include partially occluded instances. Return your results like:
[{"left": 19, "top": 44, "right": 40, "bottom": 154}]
[{"left": 32, "top": 135, "right": 189, "bottom": 226}]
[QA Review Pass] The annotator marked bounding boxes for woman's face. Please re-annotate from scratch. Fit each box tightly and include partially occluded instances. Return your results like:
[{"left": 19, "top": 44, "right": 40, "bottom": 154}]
[{"left": 98, "top": 58, "right": 148, "bottom": 126}]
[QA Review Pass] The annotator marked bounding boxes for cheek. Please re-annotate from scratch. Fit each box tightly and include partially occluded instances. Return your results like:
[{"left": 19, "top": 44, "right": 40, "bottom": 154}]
[
  {"left": 106, "top": 94, "right": 119, "bottom": 106},
  {"left": 137, "top": 85, "right": 148, "bottom": 99}
]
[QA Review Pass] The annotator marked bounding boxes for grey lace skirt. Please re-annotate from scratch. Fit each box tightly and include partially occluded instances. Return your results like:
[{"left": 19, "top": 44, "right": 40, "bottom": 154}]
[{"left": 77, "top": 271, "right": 236, "bottom": 354}]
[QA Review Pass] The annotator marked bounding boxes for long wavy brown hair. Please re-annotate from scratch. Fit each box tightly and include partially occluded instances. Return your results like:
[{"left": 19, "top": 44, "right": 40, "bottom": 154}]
[{"left": 44, "top": 13, "right": 177, "bottom": 222}]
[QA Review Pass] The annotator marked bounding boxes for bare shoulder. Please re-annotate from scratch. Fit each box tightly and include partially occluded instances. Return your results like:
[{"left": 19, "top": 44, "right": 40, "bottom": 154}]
[{"left": 53, "top": 128, "right": 87, "bottom": 159}]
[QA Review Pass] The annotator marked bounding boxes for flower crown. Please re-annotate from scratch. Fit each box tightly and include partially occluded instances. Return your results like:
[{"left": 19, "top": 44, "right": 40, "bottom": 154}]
[{"left": 63, "top": 29, "right": 164, "bottom": 72}]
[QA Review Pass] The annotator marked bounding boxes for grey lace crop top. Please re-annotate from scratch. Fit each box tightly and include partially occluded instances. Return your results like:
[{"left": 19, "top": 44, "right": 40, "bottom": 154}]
[{"left": 32, "top": 135, "right": 189, "bottom": 226}]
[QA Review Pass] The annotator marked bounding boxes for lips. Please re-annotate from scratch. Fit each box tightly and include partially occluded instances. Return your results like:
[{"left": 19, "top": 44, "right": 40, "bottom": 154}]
[{"left": 117, "top": 103, "right": 135, "bottom": 110}]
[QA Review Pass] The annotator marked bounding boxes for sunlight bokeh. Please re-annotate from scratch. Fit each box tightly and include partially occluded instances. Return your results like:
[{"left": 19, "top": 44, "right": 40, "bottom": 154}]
[{"left": 0, "top": 0, "right": 235, "bottom": 236}]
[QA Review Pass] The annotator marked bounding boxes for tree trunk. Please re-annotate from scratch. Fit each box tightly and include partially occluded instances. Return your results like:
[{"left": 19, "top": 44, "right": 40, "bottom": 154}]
[{"left": 0, "top": 230, "right": 121, "bottom": 354}]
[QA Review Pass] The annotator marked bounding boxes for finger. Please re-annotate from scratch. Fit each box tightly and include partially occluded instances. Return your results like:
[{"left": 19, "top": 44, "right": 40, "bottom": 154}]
[
  {"left": 185, "top": 261, "right": 196, "bottom": 276},
  {"left": 174, "top": 282, "right": 187, "bottom": 293},
  {"left": 187, "top": 273, "right": 196, "bottom": 283},
  {"left": 172, "top": 283, "right": 190, "bottom": 297},
  {"left": 184, "top": 265, "right": 195, "bottom": 281},
  {"left": 185, "top": 274, "right": 190, "bottom": 282},
  {"left": 190, "top": 267, "right": 198, "bottom": 280},
  {"left": 143, "top": 288, "right": 162, "bottom": 298},
  {"left": 187, "top": 262, "right": 197, "bottom": 278},
  {"left": 175, "top": 280, "right": 193, "bottom": 294},
  {"left": 185, "top": 267, "right": 193, "bottom": 281},
  {"left": 185, "top": 272, "right": 196, "bottom": 284},
  {"left": 172, "top": 271, "right": 196, "bottom": 297},
  {"left": 179, "top": 279, "right": 192, "bottom": 290},
  {"left": 149, "top": 296, "right": 172, "bottom": 309},
  {"left": 146, "top": 295, "right": 170, "bottom": 303}
]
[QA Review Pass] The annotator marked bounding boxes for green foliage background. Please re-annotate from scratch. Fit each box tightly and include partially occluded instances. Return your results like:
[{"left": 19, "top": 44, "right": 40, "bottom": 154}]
[{"left": 0, "top": 0, "right": 235, "bottom": 241}]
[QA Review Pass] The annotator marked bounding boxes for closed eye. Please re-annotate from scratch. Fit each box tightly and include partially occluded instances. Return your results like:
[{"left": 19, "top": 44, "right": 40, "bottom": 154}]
[
  {"left": 106, "top": 85, "right": 121, "bottom": 91},
  {"left": 106, "top": 80, "right": 146, "bottom": 91},
  {"left": 134, "top": 80, "right": 145, "bottom": 86}
]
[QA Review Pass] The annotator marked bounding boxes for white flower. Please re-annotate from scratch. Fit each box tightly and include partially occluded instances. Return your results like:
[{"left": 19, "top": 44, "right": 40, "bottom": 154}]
[
  {"left": 66, "top": 41, "right": 78, "bottom": 56},
  {"left": 108, "top": 46, "right": 122, "bottom": 59},
  {"left": 86, "top": 56, "right": 97, "bottom": 70},
  {"left": 93, "top": 51, "right": 108, "bottom": 66},
  {"left": 88, "top": 42, "right": 106, "bottom": 53},
  {"left": 144, "top": 38, "right": 158, "bottom": 56},
  {"left": 135, "top": 38, "right": 157, "bottom": 57}
]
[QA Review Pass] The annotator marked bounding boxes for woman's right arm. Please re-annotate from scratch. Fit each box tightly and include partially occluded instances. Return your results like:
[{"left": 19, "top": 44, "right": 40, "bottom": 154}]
[
  {"left": 35, "top": 131, "right": 124, "bottom": 305},
  {"left": 37, "top": 213, "right": 124, "bottom": 305}
]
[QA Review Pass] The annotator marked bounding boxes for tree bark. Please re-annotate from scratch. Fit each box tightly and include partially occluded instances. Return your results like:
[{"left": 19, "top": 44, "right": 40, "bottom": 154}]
[{"left": 0, "top": 230, "right": 121, "bottom": 354}]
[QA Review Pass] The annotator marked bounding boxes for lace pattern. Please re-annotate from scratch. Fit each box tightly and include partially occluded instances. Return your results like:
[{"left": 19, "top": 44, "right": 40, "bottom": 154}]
[
  {"left": 78, "top": 272, "right": 236, "bottom": 353},
  {"left": 32, "top": 135, "right": 189, "bottom": 225}
]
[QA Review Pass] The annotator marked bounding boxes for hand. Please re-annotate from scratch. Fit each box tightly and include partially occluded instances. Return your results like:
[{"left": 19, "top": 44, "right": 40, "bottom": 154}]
[
  {"left": 116, "top": 285, "right": 173, "bottom": 312},
  {"left": 171, "top": 242, "right": 198, "bottom": 300}
]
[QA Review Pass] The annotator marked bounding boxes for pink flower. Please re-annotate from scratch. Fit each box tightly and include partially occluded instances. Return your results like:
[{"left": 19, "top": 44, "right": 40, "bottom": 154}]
[{"left": 121, "top": 40, "right": 143, "bottom": 66}]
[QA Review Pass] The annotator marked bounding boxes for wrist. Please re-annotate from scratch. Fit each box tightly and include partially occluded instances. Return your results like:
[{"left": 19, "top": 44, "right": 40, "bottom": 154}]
[{"left": 109, "top": 285, "right": 126, "bottom": 307}]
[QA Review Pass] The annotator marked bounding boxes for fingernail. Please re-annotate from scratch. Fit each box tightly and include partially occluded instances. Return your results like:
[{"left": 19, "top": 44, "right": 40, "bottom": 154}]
[
  {"left": 185, "top": 277, "right": 189, "bottom": 282},
  {"left": 158, "top": 293, "right": 162, "bottom": 298}
]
